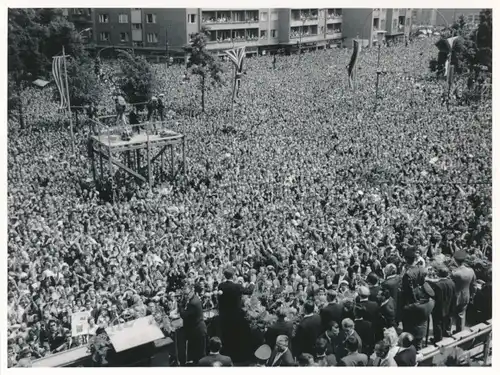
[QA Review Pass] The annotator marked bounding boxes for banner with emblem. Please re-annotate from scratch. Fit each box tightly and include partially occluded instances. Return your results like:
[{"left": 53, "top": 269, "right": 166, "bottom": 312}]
[{"left": 71, "top": 311, "right": 91, "bottom": 337}]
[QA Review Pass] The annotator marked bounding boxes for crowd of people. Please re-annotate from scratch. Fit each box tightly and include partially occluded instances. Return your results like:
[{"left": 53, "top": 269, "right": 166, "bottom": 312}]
[{"left": 7, "top": 37, "right": 492, "bottom": 367}]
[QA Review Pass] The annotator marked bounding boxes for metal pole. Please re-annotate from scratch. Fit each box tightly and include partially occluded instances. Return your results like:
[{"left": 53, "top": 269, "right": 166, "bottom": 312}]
[
  {"left": 170, "top": 144, "right": 174, "bottom": 178},
  {"left": 62, "top": 46, "right": 75, "bottom": 153},
  {"left": 375, "top": 43, "right": 381, "bottom": 111},
  {"left": 147, "top": 128, "right": 152, "bottom": 188}
]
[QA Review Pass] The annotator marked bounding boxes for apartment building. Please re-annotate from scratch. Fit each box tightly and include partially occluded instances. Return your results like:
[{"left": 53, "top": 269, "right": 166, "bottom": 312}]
[
  {"left": 342, "top": 8, "right": 387, "bottom": 48},
  {"left": 385, "top": 8, "right": 412, "bottom": 43},
  {"left": 411, "top": 9, "right": 438, "bottom": 26}
]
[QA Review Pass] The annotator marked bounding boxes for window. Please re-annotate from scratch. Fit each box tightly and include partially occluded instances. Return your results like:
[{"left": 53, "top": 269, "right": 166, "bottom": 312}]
[
  {"left": 271, "top": 29, "right": 277, "bottom": 38},
  {"left": 147, "top": 33, "right": 158, "bottom": 43},
  {"left": 188, "top": 14, "right": 196, "bottom": 24},
  {"left": 119, "top": 14, "right": 129, "bottom": 23},
  {"left": 133, "top": 41, "right": 144, "bottom": 47},
  {"left": 99, "top": 32, "right": 110, "bottom": 41},
  {"left": 120, "top": 32, "right": 129, "bottom": 42},
  {"left": 146, "top": 13, "right": 156, "bottom": 23},
  {"left": 99, "top": 14, "right": 109, "bottom": 23},
  {"left": 132, "top": 23, "right": 142, "bottom": 30},
  {"left": 260, "top": 30, "right": 267, "bottom": 38},
  {"left": 271, "top": 11, "right": 278, "bottom": 21},
  {"left": 261, "top": 12, "right": 268, "bottom": 21}
]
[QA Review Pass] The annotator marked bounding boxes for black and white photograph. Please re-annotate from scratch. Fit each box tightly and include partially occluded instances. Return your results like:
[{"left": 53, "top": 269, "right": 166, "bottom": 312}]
[{"left": 4, "top": 1, "right": 495, "bottom": 369}]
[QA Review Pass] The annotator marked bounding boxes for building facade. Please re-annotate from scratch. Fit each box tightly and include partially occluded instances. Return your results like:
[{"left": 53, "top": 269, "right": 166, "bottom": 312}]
[
  {"left": 411, "top": 8, "right": 438, "bottom": 27},
  {"left": 63, "top": 8, "right": 424, "bottom": 54},
  {"left": 385, "top": 8, "right": 412, "bottom": 43}
]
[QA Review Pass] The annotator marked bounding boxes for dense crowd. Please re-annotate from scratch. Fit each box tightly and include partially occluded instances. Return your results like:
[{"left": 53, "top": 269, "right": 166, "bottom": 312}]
[{"left": 7, "top": 38, "right": 492, "bottom": 367}]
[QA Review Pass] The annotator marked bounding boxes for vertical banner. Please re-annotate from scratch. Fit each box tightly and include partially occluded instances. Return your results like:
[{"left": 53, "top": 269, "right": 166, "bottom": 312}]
[
  {"left": 347, "top": 39, "right": 361, "bottom": 90},
  {"left": 225, "top": 46, "right": 246, "bottom": 101}
]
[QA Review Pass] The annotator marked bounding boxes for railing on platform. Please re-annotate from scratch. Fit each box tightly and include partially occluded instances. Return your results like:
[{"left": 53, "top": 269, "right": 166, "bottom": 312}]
[{"left": 418, "top": 320, "right": 492, "bottom": 366}]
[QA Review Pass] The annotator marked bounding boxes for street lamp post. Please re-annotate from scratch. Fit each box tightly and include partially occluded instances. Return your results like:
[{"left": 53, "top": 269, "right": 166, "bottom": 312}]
[{"left": 374, "top": 30, "right": 386, "bottom": 111}]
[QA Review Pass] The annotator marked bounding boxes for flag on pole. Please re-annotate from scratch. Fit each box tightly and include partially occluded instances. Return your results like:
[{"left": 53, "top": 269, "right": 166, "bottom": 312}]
[
  {"left": 225, "top": 46, "right": 246, "bottom": 100},
  {"left": 347, "top": 40, "right": 361, "bottom": 90},
  {"left": 52, "top": 56, "right": 69, "bottom": 109}
]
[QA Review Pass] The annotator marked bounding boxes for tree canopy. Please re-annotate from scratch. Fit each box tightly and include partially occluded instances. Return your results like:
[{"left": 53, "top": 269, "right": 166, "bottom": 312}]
[
  {"left": 184, "top": 28, "right": 223, "bottom": 112},
  {"left": 116, "top": 50, "right": 155, "bottom": 105},
  {"left": 8, "top": 8, "right": 86, "bottom": 82}
]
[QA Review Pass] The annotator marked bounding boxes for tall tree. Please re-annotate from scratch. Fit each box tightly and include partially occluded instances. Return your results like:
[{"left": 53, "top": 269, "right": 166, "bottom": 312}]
[
  {"left": 475, "top": 9, "right": 492, "bottom": 71},
  {"left": 184, "top": 28, "right": 223, "bottom": 113},
  {"left": 8, "top": 8, "right": 86, "bottom": 82},
  {"left": 116, "top": 50, "right": 155, "bottom": 106},
  {"left": 66, "top": 56, "right": 102, "bottom": 107}
]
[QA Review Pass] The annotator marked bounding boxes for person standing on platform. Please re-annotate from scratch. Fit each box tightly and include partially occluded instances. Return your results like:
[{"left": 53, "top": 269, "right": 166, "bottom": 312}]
[
  {"left": 451, "top": 250, "right": 476, "bottom": 333},
  {"left": 217, "top": 267, "right": 253, "bottom": 362},
  {"left": 198, "top": 337, "right": 233, "bottom": 366},
  {"left": 428, "top": 265, "right": 455, "bottom": 343},
  {"left": 179, "top": 283, "right": 207, "bottom": 365},
  {"left": 158, "top": 94, "right": 165, "bottom": 122}
]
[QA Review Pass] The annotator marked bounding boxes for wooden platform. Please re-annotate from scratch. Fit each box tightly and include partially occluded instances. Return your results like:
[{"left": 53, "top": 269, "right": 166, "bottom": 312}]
[
  {"left": 91, "top": 130, "right": 183, "bottom": 152},
  {"left": 89, "top": 128, "right": 186, "bottom": 191}
]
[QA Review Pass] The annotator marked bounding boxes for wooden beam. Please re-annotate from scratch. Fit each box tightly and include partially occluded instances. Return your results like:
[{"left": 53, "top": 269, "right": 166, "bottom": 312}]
[
  {"left": 99, "top": 151, "right": 147, "bottom": 183},
  {"left": 147, "top": 132, "right": 152, "bottom": 187},
  {"left": 150, "top": 146, "right": 168, "bottom": 164}
]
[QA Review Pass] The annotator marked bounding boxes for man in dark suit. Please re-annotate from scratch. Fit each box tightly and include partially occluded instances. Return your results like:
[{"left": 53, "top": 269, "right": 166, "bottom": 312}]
[
  {"left": 319, "top": 321, "right": 340, "bottom": 356},
  {"left": 293, "top": 300, "right": 322, "bottom": 358},
  {"left": 402, "top": 283, "right": 435, "bottom": 350},
  {"left": 400, "top": 249, "right": 427, "bottom": 308},
  {"left": 377, "top": 287, "right": 397, "bottom": 330},
  {"left": 338, "top": 336, "right": 368, "bottom": 366},
  {"left": 265, "top": 308, "right": 294, "bottom": 350},
  {"left": 381, "top": 263, "right": 402, "bottom": 322},
  {"left": 335, "top": 318, "right": 362, "bottom": 361},
  {"left": 353, "top": 306, "right": 375, "bottom": 356},
  {"left": 394, "top": 333, "right": 417, "bottom": 366},
  {"left": 320, "top": 290, "right": 344, "bottom": 330},
  {"left": 314, "top": 337, "right": 337, "bottom": 366},
  {"left": 356, "top": 286, "right": 380, "bottom": 326},
  {"left": 428, "top": 265, "right": 456, "bottom": 343},
  {"left": 198, "top": 337, "right": 233, "bottom": 366},
  {"left": 266, "top": 335, "right": 295, "bottom": 367},
  {"left": 366, "top": 273, "right": 381, "bottom": 302},
  {"left": 179, "top": 283, "right": 207, "bottom": 364},
  {"left": 217, "top": 267, "right": 253, "bottom": 361},
  {"left": 451, "top": 250, "right": 476, "bottom": 333}
]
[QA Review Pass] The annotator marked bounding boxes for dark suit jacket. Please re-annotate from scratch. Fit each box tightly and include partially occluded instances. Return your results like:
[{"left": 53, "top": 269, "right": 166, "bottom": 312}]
[
  {"left": 382, "top": 275, "right": 402, "bottom": 307},
  {"left": 369, "top": 285, "right": 381, "bottom": 302},
  {"left": 357, "top": 299, "right": 380, "bottom": 324},
  {"left": 394, "top": 346, "right": 417, "bottom": 366},
  {"left": 429, "top": 278, "right": 456, "bottom": 318},
  {"left": 335, "top": 330, "right": 362, "bottom": 361},
  {"left": 266, "top": 348, "right": 295, "bottom": 367},
  {"left": 198, "top": 353, "right": 233, "bottom": 366},
  {"left": 403, "top": 299, "right": 435, "bottom": 340},
  {"left": 293, "top": 314, "right": 322, "bottom": 357},
  {"left": 379, "top": 297, "right": 397, "bottom": 329},
  {"left": 265, "top": 320, "right": 294, "bottom": 349},
  {"left": 338, "top": 352, "right": 368, "bottom": 366},
  {"left": 320, "top": 301, "right": 344, "bottom": 328},
  {"left": 218, "top": 280, "right": 252, "bottom": 318},
  {"left": 354, "top": 319, "right": 375, "bottom": 355},
  {"left": 179, "top": 294, "right": 207, "bottom": 337}
]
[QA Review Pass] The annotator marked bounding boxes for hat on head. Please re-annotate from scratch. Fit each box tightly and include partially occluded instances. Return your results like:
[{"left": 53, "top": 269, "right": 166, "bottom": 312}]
[
  {"left": 358, "top": 286, "right": 370, "bottom": 297},
  {"left": 423, "top": 282, "right": 435, "bottom": 298},
  {"left": 454, "top": 250, "right": 467, "bottom": 262},
  {"left": 254, "top": 344, "right": 271, "bottom": 361}
]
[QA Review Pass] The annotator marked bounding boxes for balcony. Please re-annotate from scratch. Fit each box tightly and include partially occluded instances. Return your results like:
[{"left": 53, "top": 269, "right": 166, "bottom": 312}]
[
  {"left": 205, "top": 28, "right": 260, "bottom": 49},
  {"left": 290, "top": 9, "right": 319, "bottom": 26},
  {"left": 201, "top": 10, "right": 259, "bottom": 30}
]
